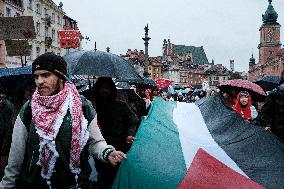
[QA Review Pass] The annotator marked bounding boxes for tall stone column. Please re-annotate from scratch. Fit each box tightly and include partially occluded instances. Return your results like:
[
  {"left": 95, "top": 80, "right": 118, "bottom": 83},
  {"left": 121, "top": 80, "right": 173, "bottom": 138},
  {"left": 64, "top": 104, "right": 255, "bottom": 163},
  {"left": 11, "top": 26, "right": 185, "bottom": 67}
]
[{"left": 142, "top": 24, "right": 151, "bottom": 77}]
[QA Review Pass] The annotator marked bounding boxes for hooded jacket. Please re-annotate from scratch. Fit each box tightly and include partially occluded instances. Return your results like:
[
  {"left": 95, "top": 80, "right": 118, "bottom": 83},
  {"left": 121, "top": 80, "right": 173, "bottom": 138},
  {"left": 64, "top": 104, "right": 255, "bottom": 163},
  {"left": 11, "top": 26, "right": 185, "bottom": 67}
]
[{"left": 255, "top": 83, "right": 284, "bottom": 140}]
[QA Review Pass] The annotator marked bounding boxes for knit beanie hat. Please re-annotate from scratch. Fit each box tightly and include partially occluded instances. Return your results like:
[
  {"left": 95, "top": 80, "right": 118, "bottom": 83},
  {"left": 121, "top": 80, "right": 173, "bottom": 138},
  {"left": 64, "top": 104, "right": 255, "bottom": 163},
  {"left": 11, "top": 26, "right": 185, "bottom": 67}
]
[{"left": 32, "top": 52, "right": 67, "bottom": 80}]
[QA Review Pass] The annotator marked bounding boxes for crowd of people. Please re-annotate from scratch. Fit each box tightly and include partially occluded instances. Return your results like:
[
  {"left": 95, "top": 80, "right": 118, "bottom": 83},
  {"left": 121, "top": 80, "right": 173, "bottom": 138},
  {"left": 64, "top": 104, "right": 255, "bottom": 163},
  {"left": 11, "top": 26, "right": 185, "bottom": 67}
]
[{"left": 0, "top": 52, "right": 283, "bottom": 189}]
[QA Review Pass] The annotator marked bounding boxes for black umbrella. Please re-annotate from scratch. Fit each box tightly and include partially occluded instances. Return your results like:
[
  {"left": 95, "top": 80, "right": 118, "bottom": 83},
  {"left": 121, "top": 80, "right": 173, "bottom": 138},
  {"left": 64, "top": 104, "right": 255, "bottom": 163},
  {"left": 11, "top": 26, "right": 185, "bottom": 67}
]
[
  {"left": 0, "top": 66, "right": 34, "bottom": 96},
  {"left": 254, "top": 76, "right": 281, "bottom": 91},
  {"left": 65, "top": 50, "right": 143, "bottom": 82},
  {"left": 127, "top": 78, "right": 157, "bottom": 90}
]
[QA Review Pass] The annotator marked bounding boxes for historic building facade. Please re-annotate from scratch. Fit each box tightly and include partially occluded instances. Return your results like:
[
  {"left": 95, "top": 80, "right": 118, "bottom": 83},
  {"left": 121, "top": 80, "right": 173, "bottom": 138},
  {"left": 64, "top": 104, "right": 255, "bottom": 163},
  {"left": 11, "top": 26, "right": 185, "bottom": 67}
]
[
  {"left": 22, "top": 0, "right": 66, "bottom": 65},
  {"left": 249, "top": 0, "right": 284, "bottom": 81},
  {"left": 3, "top": 0, "right": 24, "bottom": 67}
]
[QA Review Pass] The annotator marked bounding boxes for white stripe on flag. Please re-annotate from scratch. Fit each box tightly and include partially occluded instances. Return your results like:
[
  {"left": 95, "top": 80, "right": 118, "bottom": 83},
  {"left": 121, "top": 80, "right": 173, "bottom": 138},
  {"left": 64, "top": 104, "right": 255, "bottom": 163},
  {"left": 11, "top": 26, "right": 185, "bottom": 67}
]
[{"left": 173, "top": 102, "right": 247, "bottom": 177}]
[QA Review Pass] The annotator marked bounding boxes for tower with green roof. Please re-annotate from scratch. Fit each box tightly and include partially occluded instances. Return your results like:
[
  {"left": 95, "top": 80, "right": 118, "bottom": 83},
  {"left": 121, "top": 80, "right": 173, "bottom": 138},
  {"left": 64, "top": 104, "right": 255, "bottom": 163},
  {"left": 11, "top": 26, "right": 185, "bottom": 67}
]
[{"left": 258, "top": 0, "right": 282, "bottom": 65}]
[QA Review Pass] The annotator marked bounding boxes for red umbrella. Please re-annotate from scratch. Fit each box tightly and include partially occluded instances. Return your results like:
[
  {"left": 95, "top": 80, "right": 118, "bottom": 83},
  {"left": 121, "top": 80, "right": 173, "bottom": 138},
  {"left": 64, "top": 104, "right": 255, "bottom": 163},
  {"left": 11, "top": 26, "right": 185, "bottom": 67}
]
[
  {"left": 218, "top": 79, "right": 266, "bottom": 101},
  {"left": 154, "top": 78, "right": 173, "bottom": 90}
]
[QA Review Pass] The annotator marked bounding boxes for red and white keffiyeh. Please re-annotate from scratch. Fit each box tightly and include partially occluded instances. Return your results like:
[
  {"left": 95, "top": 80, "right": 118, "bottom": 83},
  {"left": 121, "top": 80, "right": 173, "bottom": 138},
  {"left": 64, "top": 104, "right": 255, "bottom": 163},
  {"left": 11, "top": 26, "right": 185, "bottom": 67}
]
[{"left": 31, "top": 82, "right": 89, "bottom": 180}]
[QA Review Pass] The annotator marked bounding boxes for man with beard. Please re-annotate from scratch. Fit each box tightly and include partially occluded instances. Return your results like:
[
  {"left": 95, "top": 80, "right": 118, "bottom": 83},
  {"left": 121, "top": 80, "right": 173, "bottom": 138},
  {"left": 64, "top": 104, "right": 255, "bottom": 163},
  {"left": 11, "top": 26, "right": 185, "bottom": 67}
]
[
  {"left": 93, "top": 77, "right": 138, "bottom": 189},
  {"left": 0, "top": 53, "right": 125, "bottom": 189}
]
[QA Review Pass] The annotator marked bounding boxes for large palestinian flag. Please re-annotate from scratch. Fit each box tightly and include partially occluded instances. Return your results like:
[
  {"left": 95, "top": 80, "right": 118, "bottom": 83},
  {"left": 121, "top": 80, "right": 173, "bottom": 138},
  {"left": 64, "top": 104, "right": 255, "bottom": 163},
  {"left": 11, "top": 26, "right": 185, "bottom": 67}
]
[{"left": 112, "top": 94, "right": 284, "bottom": 189}]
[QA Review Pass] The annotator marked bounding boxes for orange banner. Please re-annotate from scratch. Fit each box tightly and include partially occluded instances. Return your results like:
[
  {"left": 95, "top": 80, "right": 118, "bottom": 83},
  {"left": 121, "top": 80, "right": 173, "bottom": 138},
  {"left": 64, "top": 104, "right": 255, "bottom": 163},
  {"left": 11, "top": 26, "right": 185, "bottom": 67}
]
[{"left": 59, "top": 30, "right": 81, "bottom": 49}]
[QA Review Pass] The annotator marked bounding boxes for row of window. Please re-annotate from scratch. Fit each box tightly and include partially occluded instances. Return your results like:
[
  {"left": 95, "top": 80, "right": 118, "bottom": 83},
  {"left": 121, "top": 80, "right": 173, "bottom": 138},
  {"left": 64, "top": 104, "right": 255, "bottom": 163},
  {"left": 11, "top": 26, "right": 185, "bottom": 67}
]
[
  {"left": 35, "top": 47, "right": 61, "bottom": 57},
  {"left": 209, "top": 76, "right": 228, "bottom": 81},
  {"left": 148, "top": 67, "right": 160, "bottom": 72},
  {"left": 36, "top": 22, "right": 60, "bottom": 43},
  {"left": 180, "top": 79, "right": 203, "bottom": 84},
  {"left": 5, "top": 7, "right": 21, "bottom": 17},
  {"left": 29, "top": 0, "right": 62, "bottom": 25}
]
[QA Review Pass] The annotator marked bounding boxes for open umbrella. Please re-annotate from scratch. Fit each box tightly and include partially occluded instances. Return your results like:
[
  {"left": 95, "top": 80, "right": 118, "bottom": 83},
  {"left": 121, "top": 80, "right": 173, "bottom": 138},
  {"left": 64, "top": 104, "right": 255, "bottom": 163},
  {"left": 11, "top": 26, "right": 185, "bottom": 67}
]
[
  {"left": 65, "top": 50, "right": 143, "bottom": 82},
  {"left": 155, "top": 78, "right": 173, "bottom": 90},
  {"left": 0, "top": 66, "right": 34, "bottom": 96},
  {"left": 254, "top": 76, "right": 281, "bottom": 91},
  {"left": 218, "top": 79, "right": 266, "bottom": 101},
  {"left": 127, "top": 78, "right": 157, "bottom": 90}
]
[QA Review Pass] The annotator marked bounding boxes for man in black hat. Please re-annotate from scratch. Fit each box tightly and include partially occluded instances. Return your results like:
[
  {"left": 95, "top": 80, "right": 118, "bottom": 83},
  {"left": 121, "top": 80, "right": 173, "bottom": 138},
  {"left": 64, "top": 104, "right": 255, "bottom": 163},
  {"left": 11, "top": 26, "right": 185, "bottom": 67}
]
[{"left": 0, "top": 53, "right": 126, "bottom": 189}]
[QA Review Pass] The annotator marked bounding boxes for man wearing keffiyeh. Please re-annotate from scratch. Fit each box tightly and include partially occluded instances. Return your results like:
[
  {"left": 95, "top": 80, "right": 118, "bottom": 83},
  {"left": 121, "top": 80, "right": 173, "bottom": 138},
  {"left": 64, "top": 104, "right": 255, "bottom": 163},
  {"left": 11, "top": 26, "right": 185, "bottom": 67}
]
[{"left": 0, "top": 53, "right": 126, "bottom": 189}]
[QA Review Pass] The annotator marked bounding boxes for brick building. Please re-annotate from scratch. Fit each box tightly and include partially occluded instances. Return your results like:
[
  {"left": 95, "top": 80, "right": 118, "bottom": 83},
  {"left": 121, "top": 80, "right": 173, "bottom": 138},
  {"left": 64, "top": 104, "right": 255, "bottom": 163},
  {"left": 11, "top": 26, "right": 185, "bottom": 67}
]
[
  {"left": 122, "top": 49, "right": 145, "bottom": 77},
  {"left": 204, "top": 64, "right": 230, "bottom": 87},
  {"left": 249, "top": 0, "right": 284, "bottom": 81},
  {"left": 148, "top": 57, "right": 162, "bottom": 80}
]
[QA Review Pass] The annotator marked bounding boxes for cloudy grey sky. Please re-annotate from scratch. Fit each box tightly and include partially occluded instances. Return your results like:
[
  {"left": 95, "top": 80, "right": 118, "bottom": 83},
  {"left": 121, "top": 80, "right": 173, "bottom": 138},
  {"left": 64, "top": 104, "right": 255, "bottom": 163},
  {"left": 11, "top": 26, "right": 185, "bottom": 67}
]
[{"left": 53, "top": 0, "right": 284, "bottom": 72}]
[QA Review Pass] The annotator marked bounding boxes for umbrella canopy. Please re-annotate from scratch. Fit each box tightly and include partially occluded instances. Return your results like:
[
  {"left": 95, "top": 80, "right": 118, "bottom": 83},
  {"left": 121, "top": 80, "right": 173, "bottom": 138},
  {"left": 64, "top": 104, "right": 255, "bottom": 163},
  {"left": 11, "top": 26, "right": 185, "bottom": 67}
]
[
  {"left": 155, "top": 78, "right": 173, "bottom": 90},
  {"left": 123, "top": 78, "right": 157, "bottom": 90},
  {"left": 65, "top": 50, "right": 143, "bottom": 82},
  {"left": 254, "top": 76, "right": 281, "bottom": 91},
  {"left": 218, "top": 79, "right": 266, "bottom": 101},
  {"left": 0, "top": 66, "right": 34, "bottom": 96},
  {"left": 0, "top": 66, "right": 32, "bottom": 77}
]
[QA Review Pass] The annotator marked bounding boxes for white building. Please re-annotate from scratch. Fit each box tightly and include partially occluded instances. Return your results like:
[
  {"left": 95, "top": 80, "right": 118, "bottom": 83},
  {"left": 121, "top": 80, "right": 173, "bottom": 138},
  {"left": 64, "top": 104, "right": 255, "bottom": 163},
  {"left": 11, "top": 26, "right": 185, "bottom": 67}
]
[
  {"left": 162, "top": 64, "right": 180, "bottom": 84},
  {"left": 23, "top": 0, "right": 67, "bottom": 65}
]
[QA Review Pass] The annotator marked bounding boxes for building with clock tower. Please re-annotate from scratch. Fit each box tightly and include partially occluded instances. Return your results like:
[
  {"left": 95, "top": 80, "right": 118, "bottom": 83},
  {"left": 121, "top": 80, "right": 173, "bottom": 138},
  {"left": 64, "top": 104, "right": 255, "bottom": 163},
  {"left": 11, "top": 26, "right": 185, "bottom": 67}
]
[{"left": 249, "top": 0, "right": 284, "bottom": 82}]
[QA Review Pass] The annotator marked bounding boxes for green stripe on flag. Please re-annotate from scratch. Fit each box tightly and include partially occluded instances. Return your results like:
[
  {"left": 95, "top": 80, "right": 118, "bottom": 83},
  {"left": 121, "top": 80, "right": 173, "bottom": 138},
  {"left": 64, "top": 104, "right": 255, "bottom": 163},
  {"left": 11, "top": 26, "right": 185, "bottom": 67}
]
[{"left": 112, "top": 97, "right": 187, "bottom": 189}]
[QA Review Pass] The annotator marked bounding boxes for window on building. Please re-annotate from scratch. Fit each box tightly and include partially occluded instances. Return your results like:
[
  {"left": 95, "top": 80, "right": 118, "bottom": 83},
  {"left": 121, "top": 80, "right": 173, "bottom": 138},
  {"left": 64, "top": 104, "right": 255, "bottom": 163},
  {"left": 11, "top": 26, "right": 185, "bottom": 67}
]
[
  {"left": 36, "top": 22, "right": 41, "bottom": 35},
  {"left": 149, "top": 67, "right": 151, "bottom": 71},
  {"left": 57, "top": 31, "right": 60, "bottom": 43},
  {"left": 36, "top": 47, "right": 40, "bottom": 57},
  {"left": 44, "top": 8, "right": 47, "bottom": 16},
  {"left": 52, "top": 29, "right": 55, "bottom": 41},
  {"left": 35, "top": 4, "right": 41, "bottom": 14},
  {"left": 51, "top": 13, "right": 55, "bottom": 22},
  {"left": 57, "top": 15, "right": 61, "bottom": 24},
  {"left": 5, "top": 7, "right": 11, "bottom": 17},
  {"left": 28, "top": 0, "right": 33, "bottom": 10},
  {"left": 45, "top": 26, "right": 48, "bottom": 37}
]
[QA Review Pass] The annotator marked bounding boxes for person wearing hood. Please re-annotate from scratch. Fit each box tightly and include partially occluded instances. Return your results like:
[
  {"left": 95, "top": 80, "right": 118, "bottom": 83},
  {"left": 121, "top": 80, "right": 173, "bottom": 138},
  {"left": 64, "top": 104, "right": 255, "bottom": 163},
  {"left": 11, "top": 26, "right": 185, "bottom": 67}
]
[
  {"left": 233, "top": 91, "right": 258, "bottom": 121},
  {"left": 93, "top": 77, "right": 138, "bottom": 189},
  {"left": 254, "top": 70, "right": 284, "bottom": 140}
]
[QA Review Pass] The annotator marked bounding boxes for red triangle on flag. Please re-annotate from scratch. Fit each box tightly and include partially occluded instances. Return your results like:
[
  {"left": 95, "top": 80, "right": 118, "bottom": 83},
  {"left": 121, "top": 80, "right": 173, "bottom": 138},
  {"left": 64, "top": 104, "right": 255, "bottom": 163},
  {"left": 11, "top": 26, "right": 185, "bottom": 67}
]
[{"left": 177, "top": 148, "right": 265, "bottom": 189}]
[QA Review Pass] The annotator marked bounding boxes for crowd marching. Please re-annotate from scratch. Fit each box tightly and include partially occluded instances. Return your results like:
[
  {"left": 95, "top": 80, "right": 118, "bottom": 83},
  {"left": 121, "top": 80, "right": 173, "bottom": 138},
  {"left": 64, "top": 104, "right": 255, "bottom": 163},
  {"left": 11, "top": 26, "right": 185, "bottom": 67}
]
[{"left": 0, "top": 53, "right": 283, "bottom": 189}]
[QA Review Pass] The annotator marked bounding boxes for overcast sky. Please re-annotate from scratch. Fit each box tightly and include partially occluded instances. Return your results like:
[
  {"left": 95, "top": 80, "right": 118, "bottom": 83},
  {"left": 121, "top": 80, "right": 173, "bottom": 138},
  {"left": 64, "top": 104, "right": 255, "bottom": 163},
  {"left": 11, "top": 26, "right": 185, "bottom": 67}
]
[{"left": 53, "top": 0, "right": 284, "bottom": 72}]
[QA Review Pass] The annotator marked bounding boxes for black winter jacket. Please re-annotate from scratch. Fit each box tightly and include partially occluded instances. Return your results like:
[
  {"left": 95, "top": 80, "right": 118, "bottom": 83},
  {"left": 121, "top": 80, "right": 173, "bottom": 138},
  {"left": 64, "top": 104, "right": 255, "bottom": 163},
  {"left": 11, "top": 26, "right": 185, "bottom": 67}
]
[{"left": 255, "top": 83, "right": 284, "bottom": 140}]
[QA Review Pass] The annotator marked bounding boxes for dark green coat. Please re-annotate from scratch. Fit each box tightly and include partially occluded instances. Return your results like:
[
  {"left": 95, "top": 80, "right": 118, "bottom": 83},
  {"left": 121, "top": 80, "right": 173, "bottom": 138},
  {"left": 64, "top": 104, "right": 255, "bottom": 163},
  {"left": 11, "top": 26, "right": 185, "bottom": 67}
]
[{"left": 16, "top": 96, "right": 96, "bottom": 189}]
